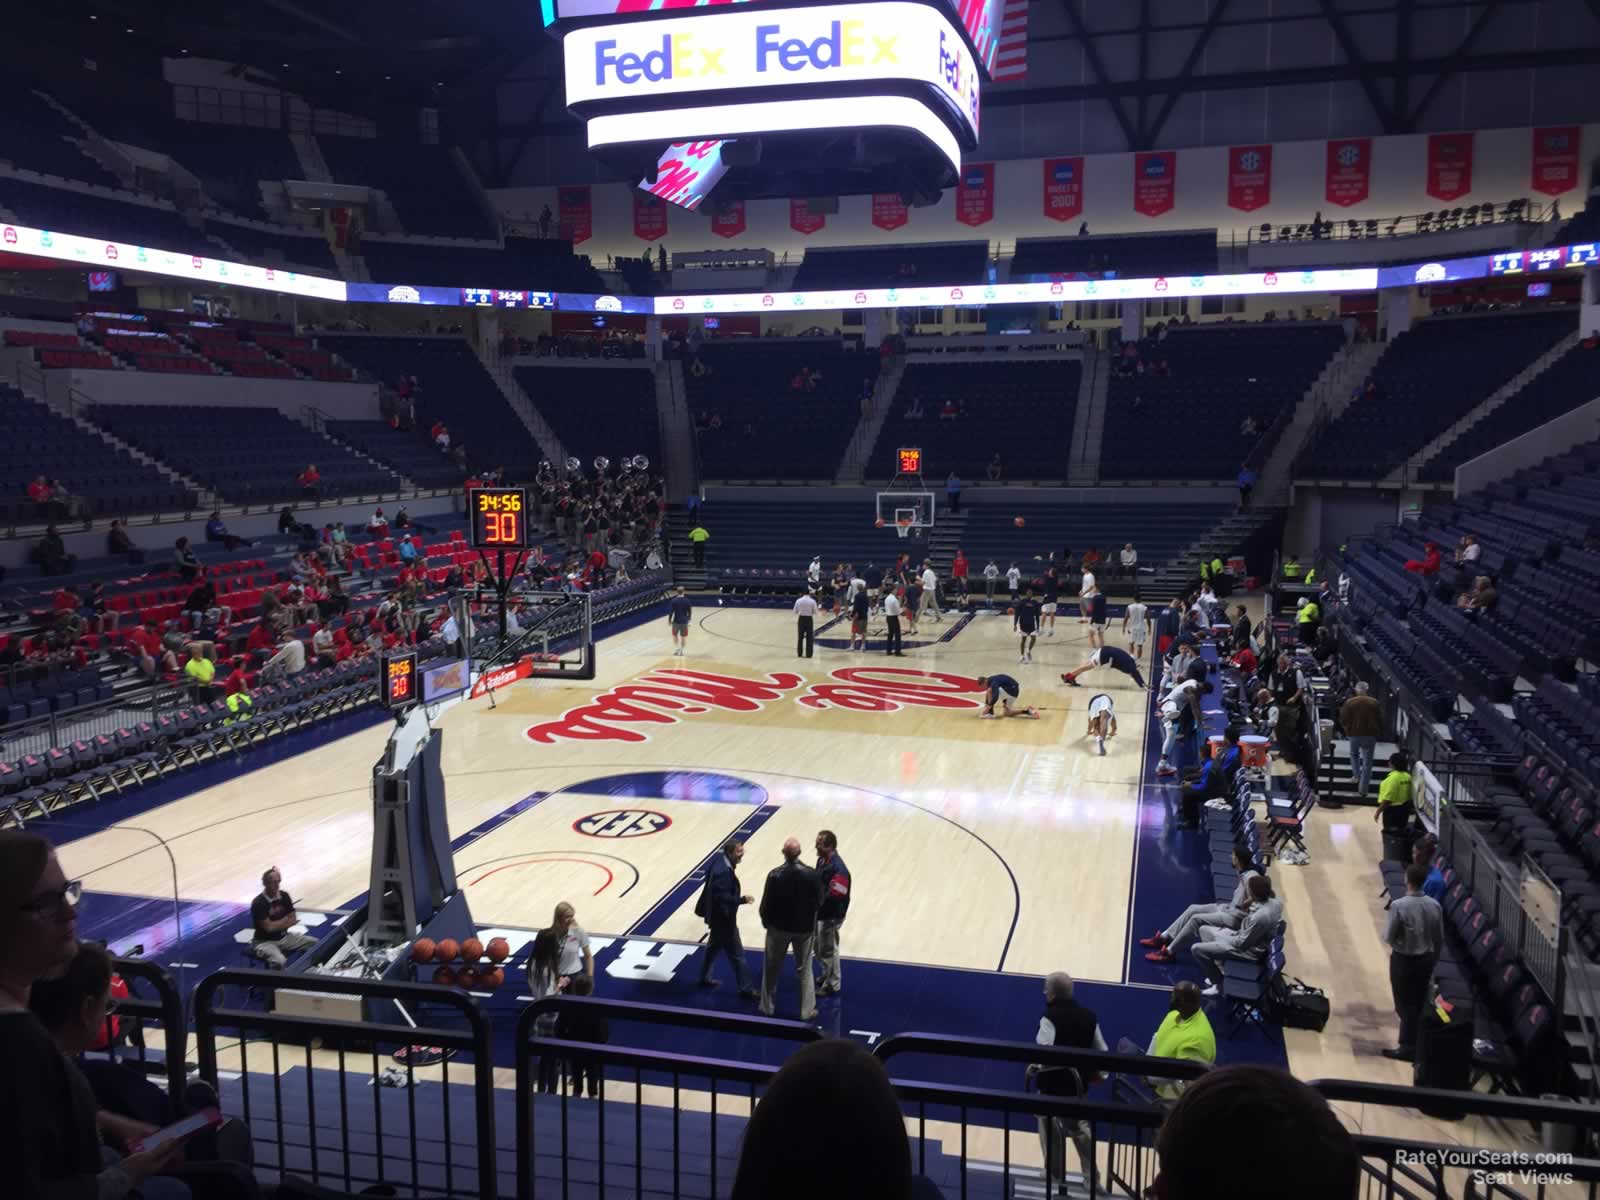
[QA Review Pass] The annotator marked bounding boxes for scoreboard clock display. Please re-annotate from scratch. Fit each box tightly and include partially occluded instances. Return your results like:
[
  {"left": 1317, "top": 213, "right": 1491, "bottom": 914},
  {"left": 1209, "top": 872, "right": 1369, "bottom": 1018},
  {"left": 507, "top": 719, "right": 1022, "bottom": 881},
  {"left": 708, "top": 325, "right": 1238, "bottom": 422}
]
[
  {"left": 469, "top": 487, "right": 530, "bottom": 550},
  {"left": 381, "top": 650, "right": 419, "bottom": 711},
  {"left": 897, "top": 447, "right": 923, "bottom": 475}
]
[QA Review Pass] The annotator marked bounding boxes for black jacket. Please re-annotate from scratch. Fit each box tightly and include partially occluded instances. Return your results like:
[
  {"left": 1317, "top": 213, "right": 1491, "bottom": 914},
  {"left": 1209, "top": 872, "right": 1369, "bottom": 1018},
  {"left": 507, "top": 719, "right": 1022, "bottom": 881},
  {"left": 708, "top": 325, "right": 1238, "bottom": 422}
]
[
  {"left": 816, "top": 853, "right": 851, "bottom": 923},
  {"left": 759, "top": 859, "right": 821, "bottom": 934},
  {"left": 696, "top": 851, "right": 743, "bottom": 923}
]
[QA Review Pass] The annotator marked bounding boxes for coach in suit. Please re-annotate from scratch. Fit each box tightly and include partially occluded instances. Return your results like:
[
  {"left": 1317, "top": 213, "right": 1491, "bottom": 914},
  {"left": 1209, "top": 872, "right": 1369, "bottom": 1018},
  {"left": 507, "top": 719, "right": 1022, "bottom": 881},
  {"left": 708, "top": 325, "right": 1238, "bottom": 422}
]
[
  {"left": 758, "top": 838, "right": 821, "bottom": 1020},
  {"left": 697, "top": 839, "right": 757, "bottom": 1000}
]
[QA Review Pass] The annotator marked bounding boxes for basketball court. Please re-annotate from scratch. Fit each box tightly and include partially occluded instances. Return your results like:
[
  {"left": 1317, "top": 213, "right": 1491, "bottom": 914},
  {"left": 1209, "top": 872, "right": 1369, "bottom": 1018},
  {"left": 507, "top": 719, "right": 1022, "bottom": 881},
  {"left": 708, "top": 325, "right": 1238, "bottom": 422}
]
[{"left": 51, "top": 586, "right": 1536, "bottom": 1153}]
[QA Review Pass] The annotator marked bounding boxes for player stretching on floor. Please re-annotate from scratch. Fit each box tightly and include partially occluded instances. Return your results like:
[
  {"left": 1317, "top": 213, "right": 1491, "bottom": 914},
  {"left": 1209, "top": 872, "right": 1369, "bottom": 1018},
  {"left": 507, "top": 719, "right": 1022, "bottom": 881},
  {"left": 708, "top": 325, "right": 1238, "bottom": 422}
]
[
  {"left": 976, "top": 673, "right": 1039, "bottom": 719},
  {"left": 1086, "top": 693, "right": 1117, "bottom": 756},
  {"left": 1061, "top": 645, "right": 1148, "bottom": 689},
  {"left": 1013, "top": 587, "right": 1040, "bottom": 663}
]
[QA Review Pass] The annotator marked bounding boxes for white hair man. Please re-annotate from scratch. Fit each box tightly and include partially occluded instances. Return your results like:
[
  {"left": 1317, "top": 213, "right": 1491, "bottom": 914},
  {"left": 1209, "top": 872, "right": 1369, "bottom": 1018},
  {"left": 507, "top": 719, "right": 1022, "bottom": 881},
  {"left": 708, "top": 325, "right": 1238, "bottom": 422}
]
[{"left": 1027, "top": 972, "right": 1104, "bottom": 1193}]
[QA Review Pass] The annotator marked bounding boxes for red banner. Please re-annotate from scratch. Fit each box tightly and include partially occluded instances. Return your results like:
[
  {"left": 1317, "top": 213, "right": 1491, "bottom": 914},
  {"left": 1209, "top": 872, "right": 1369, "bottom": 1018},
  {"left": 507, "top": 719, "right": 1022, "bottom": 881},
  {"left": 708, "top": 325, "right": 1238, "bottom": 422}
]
[
  {"left": 871, "top": 193, "right": 909, "bottom": 231},
  {"left": 1042, "top": 157, "right": 1083, "bottom": 222},
  {"left": 789, "top": 198, "right": 825, "bottom": 235},
  {"left": 1531, "top": 126, "right": 1581, "bottom": 196},
  {"left": 955, "top": 162, "right": 995, "bottom": 226},
  {"left": 632, "top": 190, "right": 668, "bottom": 241},
  {"left": 557, "top": 185, "right": 591, "bottom": 245},
  {"left": 1133, "top": 151, "right": 1176, "bottom": 217},
  {"left": 710, "top": 200, "right": 746, "bottom": 239},
  {"left": 1325, "top": 138, "right": 1371, "bottom": 207},
  {"left": 1426, "top": 132, "right": 1474, "bottom": 202},
  {"left": 1226, "top": 144, "right": 1272, "bottom": 212}
]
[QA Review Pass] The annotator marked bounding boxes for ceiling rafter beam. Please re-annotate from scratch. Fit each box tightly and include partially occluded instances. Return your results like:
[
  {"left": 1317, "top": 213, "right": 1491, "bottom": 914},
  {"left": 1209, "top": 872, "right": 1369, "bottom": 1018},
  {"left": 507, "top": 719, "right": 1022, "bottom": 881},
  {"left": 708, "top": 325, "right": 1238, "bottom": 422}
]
[
  {"left": 1140, "top": 0, "right": 1234, "bottom": 150},
  {"left": 1056, "top": 0, "right": 1141, "bottom": 152},
  {"left": 1405, "top": 0, "right": 1506, "bottom": 128},
  {"left": 1315, "top": 0, "right": 1403, "bottom": 132}
]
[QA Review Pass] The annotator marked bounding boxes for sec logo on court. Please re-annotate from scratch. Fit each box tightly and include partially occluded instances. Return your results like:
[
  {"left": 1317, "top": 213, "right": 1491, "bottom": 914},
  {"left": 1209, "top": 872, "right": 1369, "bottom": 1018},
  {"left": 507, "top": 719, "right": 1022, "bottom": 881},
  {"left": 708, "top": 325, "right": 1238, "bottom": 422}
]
[{"left": 573, "top": 809, "right": 673, "bottom": 838}]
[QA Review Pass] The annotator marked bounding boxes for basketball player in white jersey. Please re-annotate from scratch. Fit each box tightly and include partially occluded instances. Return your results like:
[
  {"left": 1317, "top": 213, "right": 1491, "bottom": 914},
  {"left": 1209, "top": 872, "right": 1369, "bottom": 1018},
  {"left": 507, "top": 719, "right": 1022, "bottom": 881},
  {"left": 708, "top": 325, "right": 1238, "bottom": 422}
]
[
  {"left": 1086, "top": 693, "right": 1117, "bottom": 756},
  {"left": 1122, "top": 590, "right": 1149, "bottom": 659}
]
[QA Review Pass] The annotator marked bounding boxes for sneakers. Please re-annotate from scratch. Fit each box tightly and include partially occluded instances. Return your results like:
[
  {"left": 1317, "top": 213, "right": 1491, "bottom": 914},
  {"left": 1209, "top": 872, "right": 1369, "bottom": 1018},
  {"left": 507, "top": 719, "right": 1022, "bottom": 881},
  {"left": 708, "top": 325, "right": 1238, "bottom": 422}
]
[
  {"left": 1144, "top": 949, "right": 1174, "bottom": 963},
  {"left": 1060, "top": 673, "right": 1080, "bottom": 687},
  {"left": 1156, "top": 761, "right": 1177, "bottom": 777},
  {"left": 1201, "top": 983, "right": 1219, "bottom": 997},
  {"left": 980, "top": 712, "right": 996, "bottom": 720},
  {"left": 1097, "top": 736, "right": 1106, "bottom": 756},
  {"left": 1138, "top": 932, "right": 1168, "bottom": 948}
]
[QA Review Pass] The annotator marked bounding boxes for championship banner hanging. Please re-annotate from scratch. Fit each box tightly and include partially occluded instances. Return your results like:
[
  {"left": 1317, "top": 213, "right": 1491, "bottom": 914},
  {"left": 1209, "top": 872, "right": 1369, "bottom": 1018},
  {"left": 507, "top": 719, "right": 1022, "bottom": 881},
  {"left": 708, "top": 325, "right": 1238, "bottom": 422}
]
[
  {"left": 710, "top": 200, "right": 746, "bottom": 239},
  {"left": 955, "top": 162, "right": 995, "bottom": 227},
  {"left": 1042, "top": 157, "right": 1083, "bottom": 222},
  {"left": 1133, "top": 151, "right": 1176, "bottom": 218},
  {"left": 790, "top": 198, "right": 826, "bottom": 236},
  {"left": 871, "top": 193, "right": 910, "bottom": 231},
  {"left": 1325, "top": 138, "right": 1371, "bottom": 207},
  {"left": 1531, "top": 126, "right": 1581, "bottom": 196},
  {"left": 1226, "top": 145, "right": 1272, "bottom": 212},
  {"left": 633, "top": 190, "right": 668, "bottom": 241},
  {"left": 558, "top": 185, "right": 592, "bottom": 245},
  {"left": 1426, "top": 133, "right": 1474, "bottom": 203}
]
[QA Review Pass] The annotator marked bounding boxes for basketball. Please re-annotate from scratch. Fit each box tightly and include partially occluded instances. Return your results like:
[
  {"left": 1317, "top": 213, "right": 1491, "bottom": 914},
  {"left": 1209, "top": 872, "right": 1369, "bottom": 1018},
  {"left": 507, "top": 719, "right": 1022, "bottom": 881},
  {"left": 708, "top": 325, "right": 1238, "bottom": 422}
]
[
  {"left": 486, "top": 937, "right": 510, "bottom": 963},
  {"left": 457, "top": 965, "right": 479, "bottom": 990},
  {"left": 431, "top": 965, "right": 456, "bottom": 987},
  {"left": 874, "top": 517, "right": 885, "bottom": 527},
  {"left": 410, "top": 937, "right": 435, "bottom": 963},
  {"left": 1013, "top": 516, "right": 1026, "bottom": 527},
  {"left": 1007, "top": 607, "right": 1015, "bottom": 615},
  {"left": 434, "top": 938, "right": 460, "bottom": 962},
  {"left": 481, "top": 967, "right": 506, "bottom": 989},
  {"left": 461, "top": 937, "right": 485, "bottom": 961}
]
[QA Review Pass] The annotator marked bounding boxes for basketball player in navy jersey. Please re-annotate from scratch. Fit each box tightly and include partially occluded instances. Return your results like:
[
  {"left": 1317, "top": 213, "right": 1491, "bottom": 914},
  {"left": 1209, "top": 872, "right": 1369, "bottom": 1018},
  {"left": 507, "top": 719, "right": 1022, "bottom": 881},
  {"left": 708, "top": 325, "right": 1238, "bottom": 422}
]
[
  {"left": 1013, "top": 588, "right": 1041, "bottom": 664},
  {"left": 1060, "top": 644, "right": 1147, "bottom": 689}
]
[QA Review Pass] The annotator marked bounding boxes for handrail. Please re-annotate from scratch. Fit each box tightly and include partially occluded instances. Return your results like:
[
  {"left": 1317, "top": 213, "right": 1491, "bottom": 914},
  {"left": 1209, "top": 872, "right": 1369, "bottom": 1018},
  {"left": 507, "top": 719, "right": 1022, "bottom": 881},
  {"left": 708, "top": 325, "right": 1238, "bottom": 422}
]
[
  {"left": 109, "top": 955, "right": 188, "bottom": 1103},
  {"left": 873, "top": 1032, "right": 1209, "bottom": 1085},
  {"left": 522, "top": 994, "right": 825, "bottom": 1047}
]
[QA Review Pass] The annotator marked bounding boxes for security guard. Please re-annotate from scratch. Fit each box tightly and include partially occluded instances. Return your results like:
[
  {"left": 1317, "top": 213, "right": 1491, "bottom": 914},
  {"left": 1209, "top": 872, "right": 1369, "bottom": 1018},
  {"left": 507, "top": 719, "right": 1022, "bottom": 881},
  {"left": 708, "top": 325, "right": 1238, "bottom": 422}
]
[
  {"left": 1296, "top": 596, "right": 1321, "bottom": 645},
  {"left": 225, "top": 690, "right": 254, "bottom": 725},
  {"left": 813, "top": 830, "right": 851, "bottom": 996},
  {"left": 1282, "top": 554, "right": 1304, "bottom": 581}
]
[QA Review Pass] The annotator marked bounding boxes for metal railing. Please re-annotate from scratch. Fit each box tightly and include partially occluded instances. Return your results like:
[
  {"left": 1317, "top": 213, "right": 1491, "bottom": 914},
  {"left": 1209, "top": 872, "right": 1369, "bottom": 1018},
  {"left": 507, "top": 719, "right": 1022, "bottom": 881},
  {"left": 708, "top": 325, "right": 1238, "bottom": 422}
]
[
  {"left": 194, "top": 968, "right": 500, "bottom": 1199},
  {"left": 1244, "top": 199, "right": 1546, "bottom": 244},
  {"left": 105, "top": 953, "right": 189, "bottom": 1103},
  {"left": 0, "top": 679, "right": 183, "bottom": 757}
]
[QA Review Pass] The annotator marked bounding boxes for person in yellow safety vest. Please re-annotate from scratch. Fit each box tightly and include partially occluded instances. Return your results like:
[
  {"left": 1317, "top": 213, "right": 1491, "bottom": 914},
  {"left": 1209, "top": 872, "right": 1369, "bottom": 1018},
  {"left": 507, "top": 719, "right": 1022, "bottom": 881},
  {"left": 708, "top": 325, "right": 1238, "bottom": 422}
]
[
  {"left": 1199, "top": 560, "right": 1211, "bottom": 583},
  {"left": 1304, "top": 567, "right": 1316, "bottom": 585},
  {"left": 225, "top": 690, "right": 254, "bottom": 724},
  {"left": 1296, "top": 597, "right": 1321, "bottom": 644},
  {"left": 1282, "top": 556, "right": 1303, "bottom": 580},
  {"left": 1210, "top": 557, "right": 1223, "bottom": 579}
]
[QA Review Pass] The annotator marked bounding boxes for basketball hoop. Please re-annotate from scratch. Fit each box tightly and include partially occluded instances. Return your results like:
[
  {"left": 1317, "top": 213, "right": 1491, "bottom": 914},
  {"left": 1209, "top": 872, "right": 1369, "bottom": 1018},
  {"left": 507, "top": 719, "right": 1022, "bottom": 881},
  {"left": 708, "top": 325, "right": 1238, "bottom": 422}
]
[{"left": 895, "top": 519, "right": 912, "bottom": 540}]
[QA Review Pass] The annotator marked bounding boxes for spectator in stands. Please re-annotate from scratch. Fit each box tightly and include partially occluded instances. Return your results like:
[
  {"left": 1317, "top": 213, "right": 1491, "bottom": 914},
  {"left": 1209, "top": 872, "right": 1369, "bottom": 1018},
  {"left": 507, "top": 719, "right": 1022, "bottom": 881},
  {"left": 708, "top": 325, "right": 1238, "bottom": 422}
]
[
  {"left": 1338, "top": 682, "right": 1383, "bottom": 800},
  {"left": 29, "top": 524, "right": 75, "bottom": 576},
  {"left": 945, "top": 472, "right": 962, "bottom": 514},
  {"left": 1374, "top": 752, "right": 1413, "bottom": 836},
  {"left": 1456, "top": 575, "right": 1498, "bottom": 616},
  {"left": 317, "top": 576, "right": 350, "bottom": 622},
  {"left": 126, "top": 620, "right": 169, "bottom": 677},
  {"left": 1454, "top": 533, "right": 1481, "bottom": 569},
  {"left": 1026, "top": 971, "right": 1104, "bottom": 1195},
  {"left": 1240, "top": 415, "right": 1259, "bottom": 437},
  {"left": 434, "top": 423, "right": 451, "bottom": 452},
  {"left": 1192, "top": 875, "right": 1283, "bottom": 996},
  {"left": 105, "top": 518, "right": 143, "bottom": 563},
  {"left": 26, "top": 473, "right": 53, "bottom": 517},
  {"left": 0, "top": 834, "right": 200, "bottom": 1199},
  {"left": 1117, "top": 543, "right": 1137, "bottom": 581},
  {"left": 984, "top": 451, "right": 1004, "bottom": 481},
  {"left": 296, "top": 464, "right": 321, "bottom": 499},
  {"left": 310, "top": 625, "right": 337, "bottom": 668},
  {"left": 183, "top": 643, "right": 217, "bottom": 700},
  {"left": 1382, "top": 862, "right": 1445, "bottom": 1062},
  {"left": 261, "top": 631, "right": 307, "bottom": 682},
  {"left": 1583, "top": 329, "right": 1599, "bottom": 351},
  {"left": 1412, "top": 834, "right": 1446, "bottom": 900},
  {"left": 398, "top": 535, "right": 419, "bottom": 565},
  {"left": 367, "top": 508, "right": 390, "bottom": 540},
  {"left": 1140, "top": 981, "right": 1215, "bottom": 1103},
  {"left": 730, "top": 1039, "right": 943, "bottom": 1200},
  {"left": 184, "top": 579, "right": 225, "bottom": 631},
  {"left": 1403, "top": 541, "right": 1442, "bottom": 575},
  {"left": 173, "top": 535, "right": 202, "bottom": 582},
  {"left": 204, "top": 512, "right": 249, "bottom": 552},
  {"left": 1154, "top": 1065, "right": 1358, "bottom": 1200},
  {"left": 1237, "top": 465, "right": 1257, "bottom": 508}
]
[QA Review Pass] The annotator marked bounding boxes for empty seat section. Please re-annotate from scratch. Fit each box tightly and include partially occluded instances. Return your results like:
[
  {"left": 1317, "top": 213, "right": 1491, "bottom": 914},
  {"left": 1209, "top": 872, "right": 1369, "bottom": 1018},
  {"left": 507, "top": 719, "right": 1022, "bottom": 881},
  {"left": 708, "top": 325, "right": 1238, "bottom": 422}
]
[
  {"left": 514, "top": 366, "right": 661, "bottom": 466},
  {"left": 792, "top": 241, "right": 989, "bottom": 290}
]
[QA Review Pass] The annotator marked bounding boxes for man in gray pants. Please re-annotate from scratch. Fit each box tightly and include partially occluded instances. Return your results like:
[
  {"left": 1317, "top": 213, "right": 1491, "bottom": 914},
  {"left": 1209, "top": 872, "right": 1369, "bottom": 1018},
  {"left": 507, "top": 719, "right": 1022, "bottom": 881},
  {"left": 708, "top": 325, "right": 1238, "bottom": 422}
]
[{"left": 758, "top": 838, "right": 820, "bottom": 1021}]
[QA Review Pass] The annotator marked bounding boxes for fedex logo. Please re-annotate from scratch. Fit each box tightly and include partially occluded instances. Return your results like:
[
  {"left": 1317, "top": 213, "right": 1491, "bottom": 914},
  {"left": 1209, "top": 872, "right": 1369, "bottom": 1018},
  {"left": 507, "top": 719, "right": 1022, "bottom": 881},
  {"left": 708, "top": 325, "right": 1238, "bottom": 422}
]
[
  {"left": 756, "top": 21, "right": 893, "bottom": 72},
  {"left": 939, "top": 30, "right": 979, "bottom": 130},
  {"left": 595, "top": 33, "right": 725, "bottom": 84}
]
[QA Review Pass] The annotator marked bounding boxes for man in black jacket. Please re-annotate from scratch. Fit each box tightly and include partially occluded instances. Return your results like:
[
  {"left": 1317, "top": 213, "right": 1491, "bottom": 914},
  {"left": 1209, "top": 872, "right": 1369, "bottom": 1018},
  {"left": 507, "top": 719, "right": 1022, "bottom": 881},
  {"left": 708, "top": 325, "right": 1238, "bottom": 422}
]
[
  {"left": 696, "top": 839, "right": 757, "bottom": 999},
  {"left": 813, "top": 830, "right": 851, "bottom": 996},
  {"left": 758, "top": 838, "right": 821, "bottom": 1020},
  {"left": 1029, "top": 972, "right": 1105, "bottom": 1194}
]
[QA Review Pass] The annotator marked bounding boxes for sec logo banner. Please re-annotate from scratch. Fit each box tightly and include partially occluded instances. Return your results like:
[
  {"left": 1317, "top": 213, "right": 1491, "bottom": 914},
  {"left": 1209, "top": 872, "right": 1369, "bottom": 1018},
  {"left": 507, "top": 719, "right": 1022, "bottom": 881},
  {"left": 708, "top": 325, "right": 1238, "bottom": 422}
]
[{"left": 574, "top": 809, "right": 673, "bottom": 838}]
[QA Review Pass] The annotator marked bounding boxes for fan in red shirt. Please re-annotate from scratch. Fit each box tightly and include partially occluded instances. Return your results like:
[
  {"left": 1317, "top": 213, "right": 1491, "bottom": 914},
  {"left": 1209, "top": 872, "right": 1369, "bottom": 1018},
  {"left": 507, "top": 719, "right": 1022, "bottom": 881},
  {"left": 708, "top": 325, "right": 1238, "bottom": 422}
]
[
  {"left": 26, "top": 474, "right": 52, "bottom": 505},
  {"left": 1404, "top": 542, "right": 1442, "bottom": 575},
  {"left": 52, "top": 587, "right": 80, "bottom": 612},
  {"left": 297, "top": 464, "right": 321, "bottom": 496}
]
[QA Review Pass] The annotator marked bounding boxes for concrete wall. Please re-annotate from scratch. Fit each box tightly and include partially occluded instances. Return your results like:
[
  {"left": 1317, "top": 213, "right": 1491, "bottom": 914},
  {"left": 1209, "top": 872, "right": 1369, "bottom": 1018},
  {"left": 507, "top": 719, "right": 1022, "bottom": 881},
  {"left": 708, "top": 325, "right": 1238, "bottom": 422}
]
[
  {"left": 1285, "top": 486, "right": 1405, "bottom": 559},
  {"left": 58, "top": 369, "right": 379, "bottom": 422},
  {"left": 490, "top": 123, "right": 1596, "bottom": 268},
  {"left": 1457, "top": 394, "right": 1600, "bottom": 495}
]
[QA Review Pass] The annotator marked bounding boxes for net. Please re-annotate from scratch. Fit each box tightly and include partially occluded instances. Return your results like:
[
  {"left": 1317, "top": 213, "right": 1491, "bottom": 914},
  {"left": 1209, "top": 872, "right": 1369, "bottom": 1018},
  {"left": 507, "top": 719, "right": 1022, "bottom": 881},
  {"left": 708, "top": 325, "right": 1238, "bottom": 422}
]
[{"left": 896, "top": 519, "right": 912, "bottom": 540}]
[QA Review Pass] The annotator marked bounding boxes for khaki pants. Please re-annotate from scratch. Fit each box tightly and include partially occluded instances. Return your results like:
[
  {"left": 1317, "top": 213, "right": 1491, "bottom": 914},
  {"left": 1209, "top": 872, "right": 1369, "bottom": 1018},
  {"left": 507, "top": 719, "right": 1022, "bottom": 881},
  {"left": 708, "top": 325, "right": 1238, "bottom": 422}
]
[
  {"left": 815, "top": 920, "right": 843, "bottom": 991},
  {"left": 919, "top": 591, "right": 941, "bottom": 622},
  {"left": 251, "top": 931, "right": 316, "bottom": 969},
  {"left": 1037, "top": 1115, "right": 1098, "bottom": 1191},
  {"left": 760, "top": 929, "right": 815, "bottom": 1018}
]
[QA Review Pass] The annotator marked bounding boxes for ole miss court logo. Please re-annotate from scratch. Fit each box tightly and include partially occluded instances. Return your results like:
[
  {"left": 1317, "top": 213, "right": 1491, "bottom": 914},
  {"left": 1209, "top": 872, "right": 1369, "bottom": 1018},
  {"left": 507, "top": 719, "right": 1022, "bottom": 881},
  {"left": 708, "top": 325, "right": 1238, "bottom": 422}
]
[{"left": 527, "top": 667, "right": 984, "bottom": 744}]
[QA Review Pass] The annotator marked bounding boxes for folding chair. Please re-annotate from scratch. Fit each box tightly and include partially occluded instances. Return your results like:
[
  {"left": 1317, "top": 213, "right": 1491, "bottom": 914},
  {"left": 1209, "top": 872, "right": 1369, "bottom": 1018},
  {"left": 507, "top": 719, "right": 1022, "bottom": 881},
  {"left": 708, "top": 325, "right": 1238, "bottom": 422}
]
[
  {"left": 1223, "top": 942, "right": 1285, "bottom": 1033},
  {"left": 1268, "top": 791, "right": 1315, "bottom": 857}
]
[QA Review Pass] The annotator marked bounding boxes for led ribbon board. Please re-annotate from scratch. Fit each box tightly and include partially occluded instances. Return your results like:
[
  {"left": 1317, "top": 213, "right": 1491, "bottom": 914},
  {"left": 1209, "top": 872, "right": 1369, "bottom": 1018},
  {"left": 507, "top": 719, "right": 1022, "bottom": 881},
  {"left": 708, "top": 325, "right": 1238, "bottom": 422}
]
[{"left": 563, "top": 2, "right": 981, "bottom": 148}]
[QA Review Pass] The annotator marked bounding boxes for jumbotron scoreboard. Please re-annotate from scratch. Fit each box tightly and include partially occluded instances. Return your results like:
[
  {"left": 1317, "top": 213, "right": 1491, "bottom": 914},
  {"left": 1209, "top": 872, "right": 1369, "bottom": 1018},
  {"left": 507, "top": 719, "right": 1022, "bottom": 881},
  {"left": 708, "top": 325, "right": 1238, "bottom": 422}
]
[{"left": 547, "top": 0, "right": 997, "bottom": 201}]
